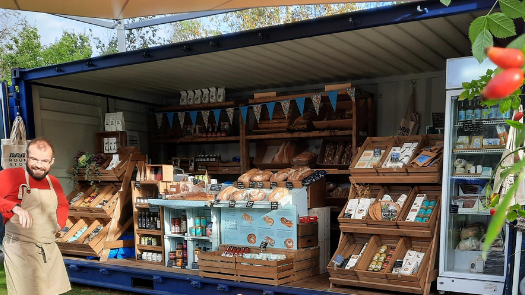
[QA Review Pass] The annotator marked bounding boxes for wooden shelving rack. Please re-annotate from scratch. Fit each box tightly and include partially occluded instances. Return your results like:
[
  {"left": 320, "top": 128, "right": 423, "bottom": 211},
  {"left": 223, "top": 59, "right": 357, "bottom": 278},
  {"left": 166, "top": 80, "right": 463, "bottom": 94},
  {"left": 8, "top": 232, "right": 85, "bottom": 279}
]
[{"left": 57, "top": 146, "right": 146, "bottom": 261}]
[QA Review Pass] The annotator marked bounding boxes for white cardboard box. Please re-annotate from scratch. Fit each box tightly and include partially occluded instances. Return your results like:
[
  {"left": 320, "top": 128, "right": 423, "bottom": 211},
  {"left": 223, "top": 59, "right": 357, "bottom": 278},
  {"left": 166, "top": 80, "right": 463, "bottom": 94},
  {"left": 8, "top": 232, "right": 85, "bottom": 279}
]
[{"left": 308, "top": 207, "right": 330, "bottom": 241}]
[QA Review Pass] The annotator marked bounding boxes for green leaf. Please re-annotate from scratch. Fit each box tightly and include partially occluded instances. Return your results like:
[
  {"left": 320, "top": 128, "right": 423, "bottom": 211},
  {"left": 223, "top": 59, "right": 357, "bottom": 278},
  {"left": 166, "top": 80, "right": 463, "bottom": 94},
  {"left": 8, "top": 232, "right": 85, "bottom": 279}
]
[
  {"left": 516, "top": 128, "right": 525, "bottom": 147},
  {"left": 490, "top": 194, "right": 500, "bottom": 207},
  {"left": 488, "top": 13, "right": 517, "bottom": 38},
  {"left": 440, "top": 0, "right": 451, "bottom": 6},
  {"left": 481, "top": 99, "right": 500, "bottom": 107},
  {"left": 462, "top": 82, "right": 471, "bottom": 89},
  {"left": 470, "top": 80, "right": 479, "bottom": 88},
  {"left": 499, "top": 97, "right": 512, "bottom": 113},
  {"left": 508, "top": 33, "right": 525, "bottom": 50},
  {"left": 508, "top": 210, "right": 518, "bottom": 221},
  {"left": 500, "top": 0, "right": 525, "bottom": 18},
  {"left": 513, "top": 95, "right": 521, "bottom": 110},
  {"left": 469, "top": 16, "right": 488, "bottom": 43},
  {"left": 487, "top": 69, "right": 494, "bottom": 75},
  {"left": 510, "top": 204, "right": 522, "bottom": 210},
  {"left": 468, "top": 90, "right": 475, "bottom": 100},
  {"left": 486, "top": 184, "right": 493, "bottom": 198},
  {"left": 459, "top": 90, "right": 469, "bottom": 101},
  {"left": 505, "top": 119, "right": 524, "bottom": 129},
  {"left": 518, "top": 210, "right": 525, "bottom": 217},
  {"left": 483, "top": 172, "right": 524, "bottom": 259},
  {"left": 473, "top": 29, "right": 493, "bottom": 63}
]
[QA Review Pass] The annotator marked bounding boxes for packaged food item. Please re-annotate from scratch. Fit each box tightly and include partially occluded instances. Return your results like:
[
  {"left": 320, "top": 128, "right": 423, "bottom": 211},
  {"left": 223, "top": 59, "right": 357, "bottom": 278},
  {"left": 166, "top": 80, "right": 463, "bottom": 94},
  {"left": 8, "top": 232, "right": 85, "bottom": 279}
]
[
  {"left": 209, "top": 87, "right": 217, "bottom": 103},
  {"left": 496, "top": 124, "right": 508, "bottom": 145},
  {"left": 180, "top": 91, "right": 188, "bottom": 105},
  {"left": 343, "top": 198, "right": 359, "bottom": 218},
  {"left": 354, "top": 198, "right": 371, "bottom": 219},
  {"left": 187, "top": 90, "right": 194, "bottom": 105},
  {"left": 405, "top": 194, "right": 427, "bottom": 222},
  {"left": 217, "top": 87, "right": 225, "bottom": 102},
  {"left": 194, "top": 89, "right": 202, "bottom": 104},
  {"left": 201, "top": 88, "right": 210, "bottom": 103}
]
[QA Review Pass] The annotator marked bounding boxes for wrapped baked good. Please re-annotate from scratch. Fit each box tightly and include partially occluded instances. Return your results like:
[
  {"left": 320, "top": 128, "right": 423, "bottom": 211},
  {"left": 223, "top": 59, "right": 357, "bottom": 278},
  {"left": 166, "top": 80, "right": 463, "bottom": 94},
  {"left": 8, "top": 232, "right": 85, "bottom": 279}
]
[
  {"left": 324, "top": 142, "right": 336, "bottom": 164},
  {"left": 288, "top": 167, "right": 313, "bottom": 181},
  {"left": 272, "top": 142, "right": 287, "bottom": 163},
  {"left": 231, "top": 190, "right": 248, "bottom": 201},
  {"left": 270, "top": 168, "right": 293, "bottom": 182},
  {"left": 250, "top": 170, "right": 273, "bottom": 182},
  {"left": 249, "top": 189, "right": 266, "bottom": 201},
  {"left": 333, "top": 142, "right": 345, "bottom": 164},
  {"left": 341, "top": 143, "right": 353, "bottom": 165},
  {"left": 218, "top": 186, "right": 237, "bottom": 201},
  {"left": 238, "top": 169, "right": 260, "bottom": 182},
  {"left": 268, "top": 187, "right": 289, "bottom": 202}
]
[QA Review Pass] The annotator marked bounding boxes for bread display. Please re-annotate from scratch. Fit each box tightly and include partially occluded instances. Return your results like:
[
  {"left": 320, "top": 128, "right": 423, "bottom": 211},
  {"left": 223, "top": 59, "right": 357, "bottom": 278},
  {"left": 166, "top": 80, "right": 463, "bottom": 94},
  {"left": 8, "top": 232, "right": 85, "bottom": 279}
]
[
  {"left": 248, "top": 189, "right": 266, "bottom": 201},
  {"left": 263, "top": 215, "right": 274, "bottom": 226},
  {"left": 323, "top": 142, "right": 336, "bottom": 164},
  {"left": 272, "top": 142, "right": 287, "bottom": 163},
  {"left": 341, "top": 143, "right": 353, "bottom": 165},
  {"left": 231, "top": 190, "right": 248, "bottom": 201},
  {"left": 250, "top": 170, "right": 273, "bottom": 182},
  {"left": 288, "top": 167, "right": 313, "bottom": 181},
  {"left": 218, "top": 186, "right": 237, "bottom": 201},
  {"left": 321, "top": 140, "right": 352, "bottom": 165},
  {"left": 292, "top": 151, "right": 317, "bottom": 164},
  {"left": 333, "top": 142, "right": 345, "bottom": 164},
  {"left": 270, "top": 168, "right": 293, "bottom": 182},
  {"left": 238, "top": 169, "right": 260, "bottom": 182},
  {"left": 268, "top": 187, "right": 289, "bottom": 202}
]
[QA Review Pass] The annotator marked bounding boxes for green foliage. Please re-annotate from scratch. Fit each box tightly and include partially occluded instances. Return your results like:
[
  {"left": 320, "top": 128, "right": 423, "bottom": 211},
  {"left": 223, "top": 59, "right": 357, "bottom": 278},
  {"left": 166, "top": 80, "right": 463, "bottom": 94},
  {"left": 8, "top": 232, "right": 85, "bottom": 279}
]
[
  {"left": 473, "top": 29, "right": 494, "bottom": 62},
  {"left": 440, "top": 0, "right": 451, "bottom": 6},
  {"left": 487, "top": 13, "right": 516, "bottom": 38},
  {"left": 499, "top": 0, "right": 525, "bottom": 18}
]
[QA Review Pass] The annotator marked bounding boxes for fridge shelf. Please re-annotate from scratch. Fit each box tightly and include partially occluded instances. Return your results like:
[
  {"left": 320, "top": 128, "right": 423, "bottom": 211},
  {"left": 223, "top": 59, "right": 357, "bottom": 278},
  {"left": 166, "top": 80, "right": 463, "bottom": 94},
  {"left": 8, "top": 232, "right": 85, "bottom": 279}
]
[
  {"left": 454, "top": 119, "right": 506, "bottom": 127},
  {"left": 453, "top": 149, "right": 505, "bottom": 154},
  {"left": 451, "top": 174, "right": 491, "bottom": 180},
  {"left": 165, "top": 234, "right": 212, "bottom": 241}
]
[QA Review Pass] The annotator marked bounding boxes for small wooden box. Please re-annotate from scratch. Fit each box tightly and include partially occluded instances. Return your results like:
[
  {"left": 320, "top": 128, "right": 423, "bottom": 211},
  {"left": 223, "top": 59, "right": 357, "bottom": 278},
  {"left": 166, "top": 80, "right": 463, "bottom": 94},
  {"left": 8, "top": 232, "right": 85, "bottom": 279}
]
[
  {"left": 365, "top": 186, "right": 415, "bottom": 228},
  {"left": 68, "top": 184, "right": 120, "bottom": 220},
  {"left": 145, "top": 164, "right": 173, "bottom": 182},
  {"left": 397, "top": 186, "right": 441, "bottom": 232},
  {"left": 198, "top": 251, "right": 237, "bottom": 281},
  {"left": 56, "top": 218, "right": 110, "bottom": 257},
  {"left": 376, "top": 135, "right": 424, "bottom": 176},
  {"left": 354, "top": 235, "right": 401, "bottom": 280},
  {"left": 338, "top": 185, "right": 383, "bottom": 227},
  {"left": 327, "top": 233, "right": 370, "bottom": 280},
  {"left": 349, "top": 137, "right": 394, "bottom": 176},
  {"left": 236, "top": 257, "right": 295, "bottom": 286},
  {"left": 386, "top": 236, "right": 431, "bottom": 287}
]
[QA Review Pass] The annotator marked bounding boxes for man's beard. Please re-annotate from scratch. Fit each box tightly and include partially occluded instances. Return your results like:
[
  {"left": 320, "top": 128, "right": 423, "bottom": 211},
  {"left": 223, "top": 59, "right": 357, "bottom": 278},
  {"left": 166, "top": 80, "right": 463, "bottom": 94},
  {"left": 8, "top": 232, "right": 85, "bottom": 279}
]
[{"left": 26, "top": 163, "right": 49, "bottom": 181}]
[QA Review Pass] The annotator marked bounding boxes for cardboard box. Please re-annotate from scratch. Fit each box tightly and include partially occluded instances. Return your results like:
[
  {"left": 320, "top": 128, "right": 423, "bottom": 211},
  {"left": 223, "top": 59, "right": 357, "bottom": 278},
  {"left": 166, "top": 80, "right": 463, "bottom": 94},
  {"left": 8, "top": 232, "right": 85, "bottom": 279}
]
[{"left": 308, "top": 207, "right": 330, "bottom": 241}]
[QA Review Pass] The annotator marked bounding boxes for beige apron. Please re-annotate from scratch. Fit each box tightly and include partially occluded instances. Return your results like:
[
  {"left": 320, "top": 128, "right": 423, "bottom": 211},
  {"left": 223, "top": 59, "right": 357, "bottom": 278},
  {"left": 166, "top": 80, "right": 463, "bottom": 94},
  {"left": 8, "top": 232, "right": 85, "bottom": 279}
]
[{"left": 3, "top": 172, "right": 71, "bottom": 295}]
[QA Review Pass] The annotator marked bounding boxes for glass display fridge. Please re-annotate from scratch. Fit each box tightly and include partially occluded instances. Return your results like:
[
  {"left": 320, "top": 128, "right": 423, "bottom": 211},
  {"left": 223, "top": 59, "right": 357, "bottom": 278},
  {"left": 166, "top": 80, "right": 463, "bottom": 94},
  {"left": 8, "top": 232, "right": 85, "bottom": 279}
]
[{"left": 438, "top": 57, "right": 509, "bottom": 295}]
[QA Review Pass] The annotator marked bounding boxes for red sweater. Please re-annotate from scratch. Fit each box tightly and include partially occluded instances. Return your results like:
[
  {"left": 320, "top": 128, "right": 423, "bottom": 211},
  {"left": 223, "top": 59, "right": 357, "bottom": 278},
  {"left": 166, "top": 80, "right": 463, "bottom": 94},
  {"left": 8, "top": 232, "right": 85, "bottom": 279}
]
[{"left": 0, "top": 167, "right": 69, "bottom": 228}]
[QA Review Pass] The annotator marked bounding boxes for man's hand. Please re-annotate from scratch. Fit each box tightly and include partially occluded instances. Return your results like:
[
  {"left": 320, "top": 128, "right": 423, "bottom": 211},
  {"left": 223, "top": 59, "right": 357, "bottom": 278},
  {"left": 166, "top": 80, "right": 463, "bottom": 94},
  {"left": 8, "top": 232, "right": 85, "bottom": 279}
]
[{"left": 12, "top": 205, "right": 33, "bottom": 228}]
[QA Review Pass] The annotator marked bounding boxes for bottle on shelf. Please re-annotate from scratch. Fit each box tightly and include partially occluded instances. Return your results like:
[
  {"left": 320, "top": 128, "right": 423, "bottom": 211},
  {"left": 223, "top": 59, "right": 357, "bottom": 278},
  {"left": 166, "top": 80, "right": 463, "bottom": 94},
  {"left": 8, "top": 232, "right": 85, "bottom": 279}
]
[
  {"left": 473, "top": 97, "right": 481, "bottom": 120},
  {"left": 181, "top": 211, "right": 187, "bottom": 234},
  {"left": 145, "top": 212, "right": 150, "bottom": 229},
  {"left": 171, "top": 218, "right": 176, "bottom": 234},
  {"left": 458, "top": 100, "right": 465, "bottom": 122},
  {"left": 138, "top": 211, "right": 143, "bottom": 229},
  {"left": 156, "top": 213, "right": 161, "bottom": 230},
  {"left": 194, "top": 244, "right": 201, "bottom": 263},
  {"left": 155, "top": 169, "right": 162, "bottom": 181},
  {"left": 466, "top": 99, "right": 473, "bottom": 120}
]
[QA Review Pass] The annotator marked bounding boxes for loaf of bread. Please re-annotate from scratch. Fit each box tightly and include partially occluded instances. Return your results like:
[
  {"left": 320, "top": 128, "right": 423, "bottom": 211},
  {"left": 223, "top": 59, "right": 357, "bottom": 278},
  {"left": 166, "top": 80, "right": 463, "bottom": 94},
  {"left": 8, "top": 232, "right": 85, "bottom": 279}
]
[
  {"left": 270, "top": 168, "right": 292, "bottom": 182},
  {"left": 323, "top": 142, "right": 336, "bottom": 164},
  {"left": 238, "top": 169, "right": 260, "bottom": 182},
  {"left": 341, "top": 143, "right": 353, "bottom": 165},
  {"left": 218, "top": 186, "right": 237, "bottom": 201},
  {"left": 293, "top": 151, "right": 316, "bottom": 163},
  {"left": 333, "top": 142, "right": 345, "bottom": 164},
  {"left": 268, "top": 187, "right": 289, "bottom": 202},
  {"left": 249, "top": 189, "right": 266, "bottom": 201},
  {"left": 231, "top": 190, "right": 248, "bottom": 201},
  {"left": 282, "top": 141, "right": 297, "bottom": 163},
  {"left": 250, "top": 170, "right": 273, "bottom": 181},
  {"left": 272, "top": 142, "right": 287, "bottom": 163},
  {"left": 288, "top": 167, "right": 313, "bottom": 181}
]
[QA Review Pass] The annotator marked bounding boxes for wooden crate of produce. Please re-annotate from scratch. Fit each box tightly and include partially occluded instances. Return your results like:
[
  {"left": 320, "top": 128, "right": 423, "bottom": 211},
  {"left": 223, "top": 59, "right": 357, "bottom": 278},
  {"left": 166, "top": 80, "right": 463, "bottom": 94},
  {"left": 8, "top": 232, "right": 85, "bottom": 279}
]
[
  {"left": 67, "top": 183, "right": 120, "bottom": 220},
  {"left": 365, "top": 186, "right": 414, "bottom": 228},
  {"left": 386, "top": 236, "right": 431, "bottom": 288},
  {"left": 376, "top": 136, "right": 424, "bottom": 176},
  {"left": 349, "top": 137, "right": 394, "bottom": 176},
  {"left": 56, "top": 218, "right": 110, "bottom": 257},
  {"left": 198, "top": 251, "right": 237, "bottom": 281},
  {"left": 397, "top": 186, "right": 441, "bottom": 233},
  {"left": 338, "top": 185, "right": 383, "bottom": 227},
  {"left": 327, "top": 233, "right": 370, "bottom": 281},
  {"left": 236, "top": 256, "right": 295, "bottom": 286},
  {"left": 317, "top": 137, "right": 353, "bottom": 169},
  {"left": 354, "top": 235, "right": 402, "bottom": 280},
  {"left": 75, "top": 147, "right": 138, "bottom": 182}
]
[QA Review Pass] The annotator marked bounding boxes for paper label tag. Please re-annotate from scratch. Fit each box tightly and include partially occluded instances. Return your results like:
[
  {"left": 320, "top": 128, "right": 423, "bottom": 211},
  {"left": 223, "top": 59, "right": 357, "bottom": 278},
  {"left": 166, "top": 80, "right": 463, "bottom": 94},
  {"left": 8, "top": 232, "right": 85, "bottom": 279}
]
[
  {"left": 149, "top": 204, "right": 160, "bottom": 213},
  {"left": 484, "top": 283, "right": 497, "bottom": 292},
  {"left": 229, "top": 200, "right": 236, "bottom": 208},
  {"left": 249, "top": 181, "right": 256, "bottom": 188},
  {"left": 246, "top": 201, "right": 254, "bottom": 208},
  {"left": 286, "top": 182, "right": 293, "bottom": 189},
  {"left": 210, "top": 184, "right": 222, "bottom": 191},
  {"left": 213, "top": 199, "right": 220, "bottom": 205},
  {"left": 192, "top": 262, "right": 199, "bottom": 270},
  {"left": 259, "top": 242, "right": 268, "bottom": 251},
  {"left": 135, "top": 181, "right": 140, "bottom": 188},
  {"left": 271, "top": 202, "right": 279, "bottom": 210},
  {"left": 237, "top": 182, "right": 245, "bottom": 189},
  {"left": 270, "top": 182, "right": 278, "bottom": 189},
  {"left": 373, "top": 148, "right": 382, "bottom": 157},
  {"left": 257, "top": 182, "right": 264, "bottom": 188}
]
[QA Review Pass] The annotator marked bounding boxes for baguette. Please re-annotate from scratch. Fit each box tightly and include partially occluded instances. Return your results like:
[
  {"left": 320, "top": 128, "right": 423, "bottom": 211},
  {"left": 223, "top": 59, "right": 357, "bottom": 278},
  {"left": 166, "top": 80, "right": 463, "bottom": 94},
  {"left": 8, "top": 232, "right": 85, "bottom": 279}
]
[
  {"left": 272, "top": 142, "right": 287, "bottom": 163},
  {"left": 341, "top": 143, "right": 353, "bottom": 165},
  {"left": 270, "top": 168, "right": 293, "bottom": 182},
  {"left": 333, "top": 142, "right": 345, "bottom": 164},
  {"left": 268, "top": 187, "right": 289, "bottom": 202}
]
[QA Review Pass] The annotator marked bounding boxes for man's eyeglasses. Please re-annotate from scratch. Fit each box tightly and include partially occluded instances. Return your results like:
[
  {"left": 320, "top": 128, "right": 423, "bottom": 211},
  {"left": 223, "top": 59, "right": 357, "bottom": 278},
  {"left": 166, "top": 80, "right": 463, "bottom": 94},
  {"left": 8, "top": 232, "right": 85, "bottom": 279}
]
[{"left": 28, "top": 157, "right": 53, "bottom": 166}]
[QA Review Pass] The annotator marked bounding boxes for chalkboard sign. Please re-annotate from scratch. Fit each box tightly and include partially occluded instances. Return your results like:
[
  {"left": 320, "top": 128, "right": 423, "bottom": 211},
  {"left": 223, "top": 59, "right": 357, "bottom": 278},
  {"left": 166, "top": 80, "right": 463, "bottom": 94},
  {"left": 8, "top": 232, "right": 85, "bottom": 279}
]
[
  {"left": 149, "top": 204, "right": 160, "bottom": 213},
  {"left": 259, "top": 242, "right": 268, "bottom": 251},
  {"left": 286, "top": 182, "right": 293, "bottom": 189},
  {"left": 432, "top": 113, "right": 445, "bottom": 129},
  {"left": 463, "top": 121, "right": 483, "bottom": 132},
  {"left": 270, "top": 182, "right": 277, "bottom": 189},
  {"left": 135, "top": 181, "right": 140, "bottom": 188},
  {"left": 271, "top": 202, "right": 279, "bottom": 210},
  {"left": 213, "top": 199, "right": 220, "bottom": 205},
  {"left": 237, "top": 182, "right": 245, "bottom": 189},
  {"left": 229, "top": 200, "right": 236, "bottom": 208},
  {"left": 246, "top": 201, "right": 254, "bottom": 208},
  {"left": 181, "top": 262, "right": 187, "bottom": 269},
  {"left": 210, "top": 184, "right": 222, "bottom": 192},
  {"left": 257, "top": 182, "right": 264, "bottom": 189},
  {"left": 192, "top": 262, "right": 199, "bottom": 270},
  {"left": 249, "top": 181, "right": 256, "bottom": 188},
  {"left": 450, "top": 204, "right": 459, "bottom": 214}
]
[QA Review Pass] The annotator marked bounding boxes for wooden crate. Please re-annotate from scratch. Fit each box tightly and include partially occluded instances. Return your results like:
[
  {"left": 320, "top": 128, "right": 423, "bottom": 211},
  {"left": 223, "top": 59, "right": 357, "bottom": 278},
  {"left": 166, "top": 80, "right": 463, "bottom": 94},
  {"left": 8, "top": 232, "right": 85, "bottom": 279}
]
[
  {"left": 365, "top": 186, "right": 414, "bottom": 228},
  {"left": 236, "top": 257, "right": 295, "bottom": 286},
  {"left": 56, "top": 218, "right": 110, "bottom": 257},
  {"left": 198, "top": 251, "right": 237, "bottom": 281},
  {"left": 68, "top": 183, "right": 120, "bottom": 220},
  {"left": 145, "top": 164, "right": 173, "bottom": 182},
  {"left": 354, "top": 235, "right": 401, "bottom": 280},
  {"left": 316, "top": 137, "right": 353, "bottom": 169},
  {"left": 376, "top": 136, "right": 424, "bottom": 176},
  {"left": 75, "top": 147, "right": 137, "bottom": 182},
  {"left": 327, "top": 233, "right": 370, "bottom": 280},
  {"left": 349, "top": 137, "right": 394, "bottom": 176},
  {"left": 386, "top": 237, "right": 431, "bottom": 288},
  {"left": 338, "top": 185, "right": 383, "bottom": 227},
  {"left": 397, "top": 186, "right": 441, "bottom": 232},
  {"left": 406, "top": 135, "right": 444, "bottom": 177},
  {"left": 253, "top": 140, "right": 305, "bottom": 170},
  {"left": 312, "top": 101, "right": 354, "bottom": 130}
]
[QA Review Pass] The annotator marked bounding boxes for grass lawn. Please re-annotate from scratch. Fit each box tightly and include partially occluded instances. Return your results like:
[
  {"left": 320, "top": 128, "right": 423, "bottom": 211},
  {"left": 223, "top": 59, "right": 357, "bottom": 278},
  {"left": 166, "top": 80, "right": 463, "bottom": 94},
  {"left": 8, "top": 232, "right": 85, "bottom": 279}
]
[{"left": 0, "top": 262, "right": 138, "bottom": 295}]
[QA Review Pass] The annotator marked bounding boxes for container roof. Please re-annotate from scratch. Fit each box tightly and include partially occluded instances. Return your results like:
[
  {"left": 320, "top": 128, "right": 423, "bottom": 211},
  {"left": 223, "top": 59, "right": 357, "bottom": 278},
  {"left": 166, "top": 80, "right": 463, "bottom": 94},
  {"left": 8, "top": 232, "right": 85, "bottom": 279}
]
[{"left": 19, "top": 0, "right": 496, "bottom": 104}]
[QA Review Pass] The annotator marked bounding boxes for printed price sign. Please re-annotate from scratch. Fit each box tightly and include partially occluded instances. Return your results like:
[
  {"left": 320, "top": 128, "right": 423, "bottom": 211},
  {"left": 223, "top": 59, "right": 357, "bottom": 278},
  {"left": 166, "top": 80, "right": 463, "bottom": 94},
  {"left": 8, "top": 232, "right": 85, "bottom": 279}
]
[
  {"left": 257, "top": 182, "right": 264, "bottom": 188},
  {"left": 246, "top": 201, "right": 254, "bottom": 208},
  {"left": 271, "top": 202, "right": 279, "bottom": 210},
  {"left": 229, "top": 200, "right": 236, "bottom": 208},
  {"left": 286, "top": 182, "right": 293, "bottom": 189},
  {"left": 249, "top": 181, "right": 256, "bottom": 188},
  {"left": 181, "top": 262, "right": 187, "bottom": 269},
  {"left": 192, "top": 262, "right": 199, "bottom": 270},
  {"left": 237, "top": 182, "right": 245, "bottom": 189},
  {"left": 259, "top": 242, "right": 268, "bottom": 251},
  {"left": 210, "top": 184, "right": 222, "bottom": 192},
  {"left": 135, "top": 181, "right": 140, "bottom": 188},
  {"left": 450, "top": 204, "right": 459, "bottom": 214},
  {"left": 270, "top": 182, "right": 277, "bottom": 189},
  {"left": 463, "top": 121, "right": 483, "bottom": 132}
]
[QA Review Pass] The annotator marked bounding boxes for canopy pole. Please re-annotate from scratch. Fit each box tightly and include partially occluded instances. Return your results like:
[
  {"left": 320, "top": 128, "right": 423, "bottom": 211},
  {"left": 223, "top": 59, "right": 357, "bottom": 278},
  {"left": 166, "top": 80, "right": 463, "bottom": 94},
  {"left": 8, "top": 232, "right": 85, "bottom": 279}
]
[{"left": 117, "top": 21, "right": 126, "bottom": 52}]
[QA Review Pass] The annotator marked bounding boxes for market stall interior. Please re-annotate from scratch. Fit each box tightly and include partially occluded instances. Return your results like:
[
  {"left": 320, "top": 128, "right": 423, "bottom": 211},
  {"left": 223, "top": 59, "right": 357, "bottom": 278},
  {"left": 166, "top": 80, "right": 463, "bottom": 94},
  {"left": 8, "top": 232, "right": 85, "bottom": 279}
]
[{"left": 8, "top": 0, "right": 520, "bottom": 294}]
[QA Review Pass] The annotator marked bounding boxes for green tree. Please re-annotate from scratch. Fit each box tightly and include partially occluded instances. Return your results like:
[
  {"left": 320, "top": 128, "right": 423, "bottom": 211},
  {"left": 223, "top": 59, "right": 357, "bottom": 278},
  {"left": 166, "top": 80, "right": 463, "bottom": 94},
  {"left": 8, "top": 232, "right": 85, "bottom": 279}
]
[
  {"left": 170, "top": 19, "right": 221, "bottom": 43},
  {"left": 41, "top": 31, "right": 92, "bottom": 65}
]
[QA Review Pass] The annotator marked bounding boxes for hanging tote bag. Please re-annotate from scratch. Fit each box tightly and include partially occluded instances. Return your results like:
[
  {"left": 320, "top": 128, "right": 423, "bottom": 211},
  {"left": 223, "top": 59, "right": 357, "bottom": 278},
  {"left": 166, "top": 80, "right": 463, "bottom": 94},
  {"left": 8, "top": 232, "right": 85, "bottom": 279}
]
[
  {"left": 397, "top": 82, "right": 420, "bottom": 136},
  {"left": 1, "top": 116, "right": 29, "bottom": 169},
  {"left": 493, "top": 105, "right": 525, "bottom": 205}
]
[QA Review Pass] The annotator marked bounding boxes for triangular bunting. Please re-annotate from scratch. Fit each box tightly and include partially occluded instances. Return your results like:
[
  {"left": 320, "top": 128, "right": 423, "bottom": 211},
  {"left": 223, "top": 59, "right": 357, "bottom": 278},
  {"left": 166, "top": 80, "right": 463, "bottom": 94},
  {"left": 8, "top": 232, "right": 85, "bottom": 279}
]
[
  {"left": 155, "top": 113, "right": 163, "bottom": 129},
  {"left": 346, "top": 87, "right": 356, "bottom": 102},
  {"left": 266, "top": 102, "right": 276, "bottom": 121},
  {"left": 167, "top": 112, "right": 175, "bottom": 128},
  {"left": 253, "top": 104, "right": 262, "bottom": 123},
  {"left": 312, "top": 94, "right": 322, "bottom": 115},
  {"left": 178, "top": 112, "right": 185, "bottom": 129},
  {"left": 295, "top": 97, "right": 305, "bottom": 116},
  {"left": 227, "top": 108, "right": 235, "bottom": 124},
  {"left": 201, "top": 111, "right": 210, "bottom": 129},
  {"left": 213, "top": 109, "right": 221, "bottom": 126},
  {"left": 281, "top": 100, "right": 291, "bottom": 119},
  {"left": 240, "top": 106, "right": 248, "bottom": 123},
  {"left": 189, "top": 111, "right": 198, "bottom": 126},
  {"left": 328, "top": 90, "right": 338, "bottom": 111}
]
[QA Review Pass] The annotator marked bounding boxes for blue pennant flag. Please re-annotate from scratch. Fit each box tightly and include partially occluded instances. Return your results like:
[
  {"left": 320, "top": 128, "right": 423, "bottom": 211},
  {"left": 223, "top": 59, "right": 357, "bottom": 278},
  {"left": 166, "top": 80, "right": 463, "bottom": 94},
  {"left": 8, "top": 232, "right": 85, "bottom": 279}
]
[
  {"left": 240, "top": 106, "right": 249, "bottom": 123},
  {"left": 189, "top": 111, "right": 198, "bottom": 126},
  {"left": 266, "top": 102, "right": 276, "bottom": 121},
  {"left": 213, "top": 109, "right": 221, "bottom": 126},
  {"left": 328, "top": 90, "right": 338, "bottom": 111},
  {"left": 295, "top": 97, "right": 305, "bottom": 116},
  {"left": 166, "top": 112, "right": 175, "bottom": 128}
]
